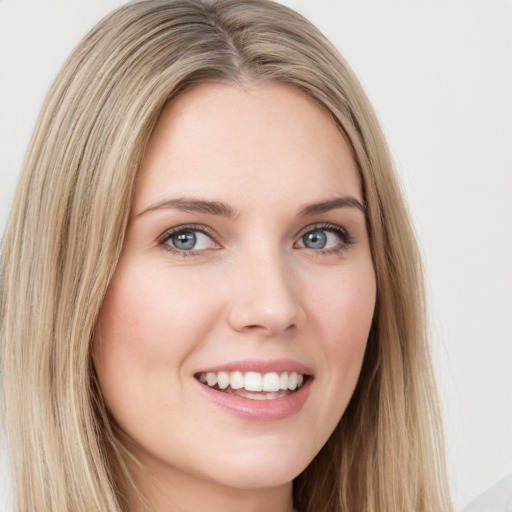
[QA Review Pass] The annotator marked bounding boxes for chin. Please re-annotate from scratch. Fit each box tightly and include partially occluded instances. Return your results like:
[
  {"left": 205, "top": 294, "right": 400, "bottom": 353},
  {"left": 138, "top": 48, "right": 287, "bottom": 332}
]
[
  {"left": 206, "top": 464, "right": 302, "bottom": 491},
  {"left": 200, "top": 442, "right": 314, "bottom": 490}
]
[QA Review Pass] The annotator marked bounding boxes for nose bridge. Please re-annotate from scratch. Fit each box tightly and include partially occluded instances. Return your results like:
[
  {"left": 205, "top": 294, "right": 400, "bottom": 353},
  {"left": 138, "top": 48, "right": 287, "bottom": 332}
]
[{"left": 227, "top": 241, "right": 305, "bottom": 335}]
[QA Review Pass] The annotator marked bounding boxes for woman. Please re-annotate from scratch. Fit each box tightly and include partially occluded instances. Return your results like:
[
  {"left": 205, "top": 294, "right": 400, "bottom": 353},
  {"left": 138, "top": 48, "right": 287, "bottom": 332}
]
[{"left": 0, "top": 1, "right": 453, "bottom": 511}]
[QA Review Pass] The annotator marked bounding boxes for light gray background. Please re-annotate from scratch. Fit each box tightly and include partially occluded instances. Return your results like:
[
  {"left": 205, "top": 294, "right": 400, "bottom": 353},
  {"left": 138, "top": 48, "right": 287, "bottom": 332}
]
[{"left": 1, "top": 1, "right": 511, "bottom": 510}]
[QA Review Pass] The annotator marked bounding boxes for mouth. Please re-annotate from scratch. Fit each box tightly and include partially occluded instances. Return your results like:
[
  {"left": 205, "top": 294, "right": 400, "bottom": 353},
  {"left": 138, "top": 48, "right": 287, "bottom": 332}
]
[
  {"left": 195, "top": 370, "right": 309, "bottom": 401},
  {"left": 194, "top": 359, "right": 313, "bottom": 420}
]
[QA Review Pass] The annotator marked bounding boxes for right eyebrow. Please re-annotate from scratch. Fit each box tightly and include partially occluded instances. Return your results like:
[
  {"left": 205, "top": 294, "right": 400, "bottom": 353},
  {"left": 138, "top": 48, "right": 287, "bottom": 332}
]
[
  {"left": 298, "top": 196, "right": 366, "bottom": 217},
  {"left": 136, "top": 197, "right": 238, "bottom": 219}
]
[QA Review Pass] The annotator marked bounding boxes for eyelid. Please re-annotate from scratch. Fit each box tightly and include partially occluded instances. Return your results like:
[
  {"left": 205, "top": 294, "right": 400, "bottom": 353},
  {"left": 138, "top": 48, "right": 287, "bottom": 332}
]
[
  {"left": 294, "top": 222, "right": 354, "bottom": 251},
  {"left": 294, "top": 222, "right": 350, "bottom": 240},
  {"left": 157, "top": 224, "right": 221, "bottom": 254},
  {"left": 156, "top": 221, "right": 353, "bottom": 257}
]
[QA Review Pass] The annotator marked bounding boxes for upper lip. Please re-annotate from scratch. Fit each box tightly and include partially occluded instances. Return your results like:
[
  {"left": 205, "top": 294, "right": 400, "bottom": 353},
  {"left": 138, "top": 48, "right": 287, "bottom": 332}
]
[{"left": 196, "top": 358, "right": 314, "bottom": 376}]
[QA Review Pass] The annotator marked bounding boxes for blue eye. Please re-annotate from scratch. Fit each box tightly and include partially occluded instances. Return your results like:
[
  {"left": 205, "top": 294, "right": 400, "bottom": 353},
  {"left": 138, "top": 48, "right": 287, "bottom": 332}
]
[
  {"left": 296, "top": 225, "right": 352, "bottom": 251},
  {"left": 171, "top": 231, "right": 197, "bottom": 250},
  {"left": 302, "top": 230, "right": 328, "bottom": 249},
  {"left": 161, "top": 227, "right": 216, "bottom": 252}
]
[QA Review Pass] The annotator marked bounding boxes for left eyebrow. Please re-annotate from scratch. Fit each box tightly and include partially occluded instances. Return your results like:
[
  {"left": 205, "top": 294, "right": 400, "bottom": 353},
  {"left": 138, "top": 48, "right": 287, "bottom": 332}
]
[
  {"left": 136, "top": 197, "right": 238, "bottom": 219},
  {"left": 298, "top": 196, "right": 366, "bottom": 217}
]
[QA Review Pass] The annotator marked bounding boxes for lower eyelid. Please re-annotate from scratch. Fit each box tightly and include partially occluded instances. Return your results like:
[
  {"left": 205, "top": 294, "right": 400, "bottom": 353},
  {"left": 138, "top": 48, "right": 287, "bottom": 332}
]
[
  {"left": 296, "top": 226, "right": 353, "bottom": 248},
  {"left": 158, "top": 224, "right": 354, "bottom": 255},
  {"left": 158, "top": 225, "right": 220, "bottom": 251}
]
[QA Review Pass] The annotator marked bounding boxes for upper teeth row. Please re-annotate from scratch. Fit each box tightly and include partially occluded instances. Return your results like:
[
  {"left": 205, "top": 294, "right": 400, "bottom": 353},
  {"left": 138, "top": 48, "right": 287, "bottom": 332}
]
[{"left": 198, "top": 371, "right": 304, "bottom": 392}]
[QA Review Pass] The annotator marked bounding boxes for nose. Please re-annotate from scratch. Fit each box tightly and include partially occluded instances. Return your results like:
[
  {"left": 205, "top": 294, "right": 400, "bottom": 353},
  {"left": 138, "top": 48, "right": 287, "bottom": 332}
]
[{"left": 227, "top": 249, "right": 307, "bottom": 336}]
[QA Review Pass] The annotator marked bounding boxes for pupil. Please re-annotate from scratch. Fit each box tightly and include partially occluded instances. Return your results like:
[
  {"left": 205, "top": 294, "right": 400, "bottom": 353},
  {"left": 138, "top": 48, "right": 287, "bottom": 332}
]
[
  {"left": 172, "top": 231, "right": 196, "bottom": 250},
  {"left": 304, "top": 230, "right": 327, "bottom": 249}
]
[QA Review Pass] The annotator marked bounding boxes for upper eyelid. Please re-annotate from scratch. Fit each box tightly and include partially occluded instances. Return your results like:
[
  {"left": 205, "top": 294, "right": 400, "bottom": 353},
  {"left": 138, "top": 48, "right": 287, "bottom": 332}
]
[
  {"left": 294, "top": 224, "right": 354, "bottom": 254},
  {"left": 157, "top": 225, "right": 221, "bottom": 256},
  {"left": 294, "top": 222, "right": 348, "bottom": 239},
  {"left": 157, "top": 222, "right": 351, "bottom": 251},
  {"left": 159, "top": 221, "right": 346, "bottom": 237},
  {"left": 158, "top": 223, "right": 217, "bottom": 242}
]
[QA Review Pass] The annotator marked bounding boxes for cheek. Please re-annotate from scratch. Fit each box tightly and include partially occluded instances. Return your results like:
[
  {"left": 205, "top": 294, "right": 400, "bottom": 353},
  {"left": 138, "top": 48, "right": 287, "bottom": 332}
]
[
  {"left": 95, "top": 263, "right": 217, "bottom": 357},
  {"left": 91, "top": 263, "right": 221, "bottom": 416},
  {"left": 310, "top": 259, "right": 375, "bottom": 328},
  {"left": 305, "top": 260, "right": 376, "bottom": 381}
]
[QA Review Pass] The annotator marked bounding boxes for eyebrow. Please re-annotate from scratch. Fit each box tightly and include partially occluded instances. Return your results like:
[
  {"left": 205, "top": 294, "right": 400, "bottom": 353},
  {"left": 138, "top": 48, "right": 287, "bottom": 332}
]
[
  {"left": 137, "top": 195, "right": 366, "bottom": 219},
  {"left": 298, "top": 197, "right": 366, "bottom": 217},
  {"left": 137, "top": 198, "right": 237, "bottom": 218}
]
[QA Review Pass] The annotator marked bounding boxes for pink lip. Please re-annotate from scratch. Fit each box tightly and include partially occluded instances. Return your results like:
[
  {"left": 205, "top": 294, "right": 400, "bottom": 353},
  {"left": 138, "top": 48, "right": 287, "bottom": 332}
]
[
  {"left": 196, "top": 358, "right": 314, "bottom": 375},
  {"left": 194, "top": 359, "right": 314, "bottom": 422},
  {"left": 196, "top": 378, "right": 312, "bottom": 421}
]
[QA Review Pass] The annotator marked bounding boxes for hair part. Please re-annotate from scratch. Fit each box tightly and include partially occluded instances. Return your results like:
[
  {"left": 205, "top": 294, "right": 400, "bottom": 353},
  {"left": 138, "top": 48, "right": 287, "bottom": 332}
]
[{"left": 1, "top": 1, "right": 452, "bottom": 511}]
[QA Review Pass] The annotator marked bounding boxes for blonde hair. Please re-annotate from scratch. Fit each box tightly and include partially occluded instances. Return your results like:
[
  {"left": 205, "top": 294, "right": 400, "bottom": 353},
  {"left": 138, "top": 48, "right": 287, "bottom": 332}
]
[{"left": 1, "top": 1, "right": 452, "bottom": 511}]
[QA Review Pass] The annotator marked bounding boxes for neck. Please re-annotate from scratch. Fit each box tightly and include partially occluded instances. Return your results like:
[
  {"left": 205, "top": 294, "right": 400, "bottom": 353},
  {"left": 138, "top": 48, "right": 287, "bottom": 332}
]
[{"left": 122, "top": 451, "right": 296, "bottom": 512}]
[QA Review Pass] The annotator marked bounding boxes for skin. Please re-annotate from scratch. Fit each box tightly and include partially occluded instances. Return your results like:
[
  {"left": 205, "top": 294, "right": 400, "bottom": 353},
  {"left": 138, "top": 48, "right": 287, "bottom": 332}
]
[{"left": 92, "top": 81, "right": 376, "bottom": 512}]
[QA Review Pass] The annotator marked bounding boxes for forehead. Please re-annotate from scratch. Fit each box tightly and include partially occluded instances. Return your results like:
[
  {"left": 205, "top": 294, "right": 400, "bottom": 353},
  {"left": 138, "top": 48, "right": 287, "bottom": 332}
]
[{"left": 134, "top": 81, "right": 361, "bottom": 212}]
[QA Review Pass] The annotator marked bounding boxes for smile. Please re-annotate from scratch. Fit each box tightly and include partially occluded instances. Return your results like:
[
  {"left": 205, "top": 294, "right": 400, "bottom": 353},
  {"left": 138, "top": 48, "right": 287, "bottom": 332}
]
[
  {"left": 194, "top": 360, "right": 313, "bottom": 420},
  {"left": 196, "top": 371, "right": 306, "bottom": 400}
]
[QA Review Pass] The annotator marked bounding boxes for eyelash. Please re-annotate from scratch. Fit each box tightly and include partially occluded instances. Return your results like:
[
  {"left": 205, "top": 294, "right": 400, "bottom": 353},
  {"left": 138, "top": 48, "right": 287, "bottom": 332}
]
[
  {"left": 157, "top": 222, "right": 354, "bottom": 256},
  {"left": 158, "top": 224, "right": 219, "bottom": 257},
  {"left": 295, "top": 223, "right": 354, "bottom": 254}
]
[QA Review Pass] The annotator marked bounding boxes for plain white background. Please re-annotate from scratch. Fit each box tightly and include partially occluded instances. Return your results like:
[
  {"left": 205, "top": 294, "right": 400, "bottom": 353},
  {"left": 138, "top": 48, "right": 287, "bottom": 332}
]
[{"left": 0, "top": 1, "right": 511, "bottom": 510}]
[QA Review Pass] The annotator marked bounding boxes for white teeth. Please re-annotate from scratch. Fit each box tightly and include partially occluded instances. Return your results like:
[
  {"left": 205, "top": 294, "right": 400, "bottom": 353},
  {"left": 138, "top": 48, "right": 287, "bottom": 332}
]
[
  {"left": 262, "top": 372, "right": 280, "bottom": 392},
  {"left": 245, "top": 391, "right": 267, "bottom": 400},
  {"left": 279, "top": 372, "right": 289, "bottom": 390},
  {"left": 217, "top": 371, "right": 230, "bottom": 390},
  {"left": 206, "top": 372, "right": 217, "bottom": 387},
  {"left": 198, "top": 370, "right": 306, "bottom": 394},
  {"left": 244, "top": 372, "right": 263, "bottom": 392},
  {"left": 288, "top": 372, "right": 298, "bottom": 391},
  {"left": 230, "top": 371, "right": 244, "bottom": 390}
]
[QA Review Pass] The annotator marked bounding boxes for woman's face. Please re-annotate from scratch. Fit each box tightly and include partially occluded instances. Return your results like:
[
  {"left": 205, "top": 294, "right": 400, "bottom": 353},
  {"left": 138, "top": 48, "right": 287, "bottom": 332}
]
[{"left": 92, "top": 82, "right": 376, "bottom": 498}]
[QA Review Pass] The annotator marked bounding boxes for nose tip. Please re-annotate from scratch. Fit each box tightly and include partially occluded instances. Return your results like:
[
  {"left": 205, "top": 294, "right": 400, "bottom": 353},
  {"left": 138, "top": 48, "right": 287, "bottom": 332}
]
[
  {"left": 228, "top": 298, "right": 306, "bottom": 336},
  {"left": 227, "top": 268, "right": 307, "bottom": 336}
]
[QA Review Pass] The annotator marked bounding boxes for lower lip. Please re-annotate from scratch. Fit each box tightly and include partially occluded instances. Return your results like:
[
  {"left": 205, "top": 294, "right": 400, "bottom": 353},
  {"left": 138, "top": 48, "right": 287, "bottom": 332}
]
[{"left": 196, "top": 378, "right": 312, "bottom": 421}]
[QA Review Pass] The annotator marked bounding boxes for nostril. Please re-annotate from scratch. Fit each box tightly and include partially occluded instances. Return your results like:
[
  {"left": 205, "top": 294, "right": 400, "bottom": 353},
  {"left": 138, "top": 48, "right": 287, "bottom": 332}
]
[
  {"left": 226, "top": 284, "right": 307, "bottom": 335},
  {"left": 240, "top": 322, "right": 298, "bottom": 335}
]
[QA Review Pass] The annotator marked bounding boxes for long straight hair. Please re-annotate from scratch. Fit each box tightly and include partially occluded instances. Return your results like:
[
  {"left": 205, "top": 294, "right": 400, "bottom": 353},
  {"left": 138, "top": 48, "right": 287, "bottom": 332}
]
[{"left": 1, "top": 1, "right": 452, "bottom": 511}]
